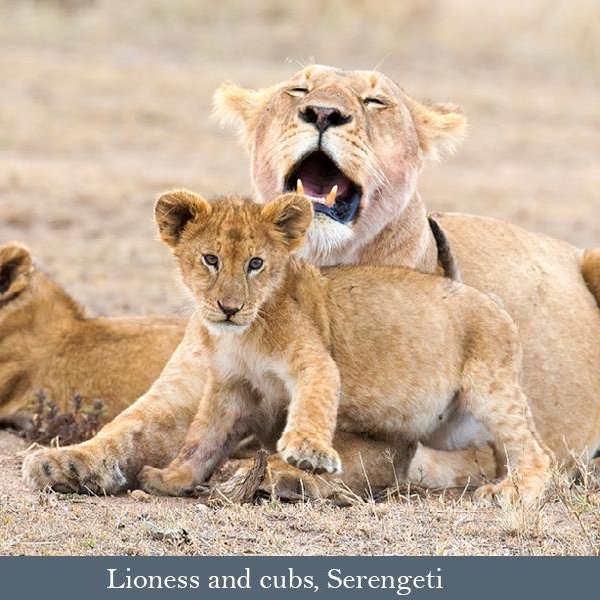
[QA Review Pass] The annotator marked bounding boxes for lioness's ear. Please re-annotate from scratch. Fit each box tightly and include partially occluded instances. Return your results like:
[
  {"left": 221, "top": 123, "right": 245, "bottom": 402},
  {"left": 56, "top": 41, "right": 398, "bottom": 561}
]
[
  {"left": 405, "top": 97, "right": 467, "bottom": 160},
  {"left": 0, "top": 242, "right": 33, "bottom": 301},
  {"left": 212, "top": 81, "right": 278, "bottom": 147},
  {"left": 261, "top": 194, "right": 313, "bottom": 250},
  {"left": 154, "top": 189, "right": 211, "bottom": 247}
]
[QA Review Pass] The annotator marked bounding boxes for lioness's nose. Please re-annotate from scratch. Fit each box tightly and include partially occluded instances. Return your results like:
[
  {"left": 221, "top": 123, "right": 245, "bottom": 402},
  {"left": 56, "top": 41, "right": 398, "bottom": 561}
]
[
  {"left": 218, "top": 301, "right": 244, "bottom": 317},
  {"left": 299, "top": 105, "right": 352, "bottom": 133}
]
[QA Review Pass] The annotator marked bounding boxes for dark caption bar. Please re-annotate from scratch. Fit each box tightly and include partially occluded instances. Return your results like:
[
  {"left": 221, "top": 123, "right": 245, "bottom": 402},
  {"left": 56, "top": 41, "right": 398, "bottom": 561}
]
[{"left": 0, "top": 556, "right": 596, "bottom": 599}]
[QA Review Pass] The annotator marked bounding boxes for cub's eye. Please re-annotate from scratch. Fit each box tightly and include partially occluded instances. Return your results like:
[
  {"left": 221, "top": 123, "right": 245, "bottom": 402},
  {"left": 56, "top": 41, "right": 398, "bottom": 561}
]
[
  {"left": 286, "top": 87, "right": 309, "bottom": 98},
  {"left": 247, "top": 257, "right": 264, "bottom": 272},
  {"left": 363, "top": 97, "right": 387, "bottom": 108},
  {"left": 202, "top": 254, "right": 219, "bottom": 269}
]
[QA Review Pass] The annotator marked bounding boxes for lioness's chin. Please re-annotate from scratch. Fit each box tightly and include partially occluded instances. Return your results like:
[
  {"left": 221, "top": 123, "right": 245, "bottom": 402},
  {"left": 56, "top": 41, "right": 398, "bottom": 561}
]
[
  {"left": 203, "top": 320, "right": 250, "bottom": 336},
  {"left": 296, "top": 214, "right": 355, "bottom": 266}
]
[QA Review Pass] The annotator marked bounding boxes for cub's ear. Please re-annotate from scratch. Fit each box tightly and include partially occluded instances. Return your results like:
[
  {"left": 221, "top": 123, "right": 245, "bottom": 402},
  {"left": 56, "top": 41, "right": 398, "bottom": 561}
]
[
  {"left": 154, "top": 189, "right": 211, "bottom": 247},
  {"left": 405, "top": 97, "right": 467, "bottom": 160},
  {"left": 0, "top": 242, "right": 33, "bottom": 301},
  {"left": 261, "top": 193, "right": 313, "bottom": 250},
  {"left": 212, "top": 81, "right": 278, "bottom": 147}
]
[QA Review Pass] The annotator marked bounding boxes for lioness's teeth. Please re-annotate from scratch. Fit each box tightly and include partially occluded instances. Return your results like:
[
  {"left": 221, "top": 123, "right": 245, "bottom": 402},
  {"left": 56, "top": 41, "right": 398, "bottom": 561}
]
[
  {"left": 296, "top": 179, "right": 305, "bottom": 194},
  {"left": 325, "top": 185, "right": 337, "bottom": 207}
]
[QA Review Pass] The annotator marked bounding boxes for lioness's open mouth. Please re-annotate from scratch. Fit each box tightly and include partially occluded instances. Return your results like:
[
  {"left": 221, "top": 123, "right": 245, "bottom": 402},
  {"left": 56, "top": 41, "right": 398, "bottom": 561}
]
[{"left": 284, "top": 151, "right": 361, "bottom": 224}]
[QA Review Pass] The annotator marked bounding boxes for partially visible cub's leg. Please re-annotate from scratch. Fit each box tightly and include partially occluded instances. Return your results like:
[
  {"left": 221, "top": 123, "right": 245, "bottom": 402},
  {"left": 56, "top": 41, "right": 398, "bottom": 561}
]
[
  {"left": 138, "top": 381, "right": 255, "bottom": 496},
  {"left": 408, "top": 444, "right": 497, "bottom": 488}
]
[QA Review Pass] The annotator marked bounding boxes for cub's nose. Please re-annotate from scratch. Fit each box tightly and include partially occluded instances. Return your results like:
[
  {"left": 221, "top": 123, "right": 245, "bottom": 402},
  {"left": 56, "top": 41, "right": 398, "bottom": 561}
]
[
  {"left": 217, "top": 301, "right": 244, "bottom": 317},
  {"left": 298, "top": 105, "right": 352, "bottom": 133}
]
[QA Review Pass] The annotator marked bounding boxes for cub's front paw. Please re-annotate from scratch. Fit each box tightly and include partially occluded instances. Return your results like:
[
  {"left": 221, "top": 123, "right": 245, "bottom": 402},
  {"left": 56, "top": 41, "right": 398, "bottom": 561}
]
[
  {"left": 277, "top": 431, "right": 341, "bottom": 475},
  {"left": 138, "top": 464, "right": 197, "bottom": 497},
  {"left": 22, "top": 446, "right": 127, "bottom": 495}
]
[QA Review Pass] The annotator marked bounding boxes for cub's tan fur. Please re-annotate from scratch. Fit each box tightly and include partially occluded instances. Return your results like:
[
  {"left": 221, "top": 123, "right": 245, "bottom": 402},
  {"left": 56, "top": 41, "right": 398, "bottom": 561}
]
[
  {"left": 0, "top": 241, "right": 184, "bottom": 430},
  {"left": 22, "top": 65, "right": 600, "bottom": 499},
  {"left": 137, "top": 191, "right": 549, "bottom": 504}
]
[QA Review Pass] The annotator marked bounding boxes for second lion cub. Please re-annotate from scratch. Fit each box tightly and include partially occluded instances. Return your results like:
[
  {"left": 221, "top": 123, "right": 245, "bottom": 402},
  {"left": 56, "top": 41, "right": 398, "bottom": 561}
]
[{"left": 139, "top": 190, "right": 551, "bottom": 504}]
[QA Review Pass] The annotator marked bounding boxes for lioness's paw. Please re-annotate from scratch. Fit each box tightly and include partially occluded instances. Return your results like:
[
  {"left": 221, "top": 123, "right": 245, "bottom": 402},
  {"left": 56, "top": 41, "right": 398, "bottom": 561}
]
[
  {"left": 138, "top": 465, "right": 197, "bottom": 497},
  {"left": 22, "top": 446, "right": 126, "bottom": 495},
  {"left": 277, "top": 431, "right": 341, "bottom": 475},
  {"left": 261, "top": 455, "right": 351, "bottom": 504}
]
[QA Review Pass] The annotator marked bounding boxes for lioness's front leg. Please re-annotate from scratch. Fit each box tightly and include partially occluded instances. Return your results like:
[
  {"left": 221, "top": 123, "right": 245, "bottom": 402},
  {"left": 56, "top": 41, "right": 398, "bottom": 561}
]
[
  {"left": 138, "top": 381, "right": 255, "bottom": 496},
  {"left": 262, "top": 439, "right": 499, "bottom": 501},
  {"left": 249, "top": 432, "right": 415, "bottom": 500},
  {"left": 22, "top": 316, "right": 207, "bottom": 494}
]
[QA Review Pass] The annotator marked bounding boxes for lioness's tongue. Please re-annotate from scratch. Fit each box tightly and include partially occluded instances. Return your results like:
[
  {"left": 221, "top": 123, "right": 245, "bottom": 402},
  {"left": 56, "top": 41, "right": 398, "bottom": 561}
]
[{"left": 296, "top": 153, "right": 351, "bottom": 198}]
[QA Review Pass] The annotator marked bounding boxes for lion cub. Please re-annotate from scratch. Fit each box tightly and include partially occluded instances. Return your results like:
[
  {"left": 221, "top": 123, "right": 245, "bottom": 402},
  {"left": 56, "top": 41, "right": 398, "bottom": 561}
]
[{"left": 139, "top": 190, "right": 551, "bottom": 504}]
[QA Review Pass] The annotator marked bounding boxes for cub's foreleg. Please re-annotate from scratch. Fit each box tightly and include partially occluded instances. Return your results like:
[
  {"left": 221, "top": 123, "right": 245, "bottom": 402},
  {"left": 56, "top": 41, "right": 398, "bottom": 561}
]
[
  {"left": 276, "top": 339, "right": 342, "bottom": 475},
  {"left": 138, "top": 380, "right": 255, "bottom": 496},
  {"left": 22, "top": 316, "right": 206, "bottom": 494}
]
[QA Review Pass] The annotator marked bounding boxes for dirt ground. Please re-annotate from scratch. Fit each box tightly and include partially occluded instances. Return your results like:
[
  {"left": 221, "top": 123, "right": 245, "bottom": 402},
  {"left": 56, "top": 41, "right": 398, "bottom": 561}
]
[
  {"left": 2, "top": 431, "right": 600, "bottom": 556},
  {"left": 1, "top": 0, "right": 599, "bottom": 555}
]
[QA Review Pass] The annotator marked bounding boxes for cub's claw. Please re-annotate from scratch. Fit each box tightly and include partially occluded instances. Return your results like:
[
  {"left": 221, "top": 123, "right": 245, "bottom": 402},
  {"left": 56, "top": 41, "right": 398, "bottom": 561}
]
[
  {"left": 22, "top": 446, "right": 126, "bottom": 495},
  {"left": 277, "top": 431, "right": 342, "bottom": 475}
]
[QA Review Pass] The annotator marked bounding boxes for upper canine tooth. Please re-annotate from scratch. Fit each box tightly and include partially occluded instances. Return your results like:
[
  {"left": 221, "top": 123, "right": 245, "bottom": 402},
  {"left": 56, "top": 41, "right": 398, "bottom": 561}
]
[
  {"left": 296, "top": 179, "right": 305, "bottom": 194},
  {"left": 325, "top": 185, "right": 337, "bottom": 207}
]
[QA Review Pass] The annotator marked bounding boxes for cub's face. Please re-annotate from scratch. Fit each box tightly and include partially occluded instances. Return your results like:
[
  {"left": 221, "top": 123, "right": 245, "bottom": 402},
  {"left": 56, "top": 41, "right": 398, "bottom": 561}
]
[{"left": 155, "top": 191, "right": 313, "bottom": 335}]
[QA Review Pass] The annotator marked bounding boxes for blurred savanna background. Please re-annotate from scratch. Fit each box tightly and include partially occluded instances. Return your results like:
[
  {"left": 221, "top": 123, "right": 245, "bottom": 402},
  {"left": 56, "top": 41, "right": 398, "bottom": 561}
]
[
  {"left": 1, "top": 0, "right": 599, "bottom": 314},
  {"left": 1, "top": 0, "right": 599, "bottom": 555}
]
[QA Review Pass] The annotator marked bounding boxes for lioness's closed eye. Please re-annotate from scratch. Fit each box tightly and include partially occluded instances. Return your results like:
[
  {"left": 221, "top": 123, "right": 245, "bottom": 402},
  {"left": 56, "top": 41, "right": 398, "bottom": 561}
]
[{"left": 138, "top": 189, "right": 550, "bottom": 505}]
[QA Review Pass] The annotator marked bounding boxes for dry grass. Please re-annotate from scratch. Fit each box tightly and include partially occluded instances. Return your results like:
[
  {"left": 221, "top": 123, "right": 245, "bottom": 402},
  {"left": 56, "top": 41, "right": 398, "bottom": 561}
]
[
  {"left": 0, "top": 0, "right": 599, "bottom": 555},
  {"left": 1, "top": 432, "right": 599, "bottom": 556}
]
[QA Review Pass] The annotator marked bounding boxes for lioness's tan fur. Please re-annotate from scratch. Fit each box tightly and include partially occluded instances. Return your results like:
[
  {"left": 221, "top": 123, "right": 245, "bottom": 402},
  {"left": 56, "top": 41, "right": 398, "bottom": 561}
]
[
  {"left": 582, "top": 248, "right": 600, "bottom": 308},
  {"left": 22, "top": 65, "right": 600, "bottom": 498},
  {"left": 0, "top": 241, "right": 184, "bottom": 430}
]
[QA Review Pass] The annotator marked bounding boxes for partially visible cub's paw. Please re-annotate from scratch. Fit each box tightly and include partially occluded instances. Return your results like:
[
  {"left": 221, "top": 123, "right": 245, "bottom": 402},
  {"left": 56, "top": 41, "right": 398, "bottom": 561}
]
[
  {"left": 473, "top": 474, "right": 547, "bottom": 507},
  {"left": 473, "top": 480, "right": 519, "bottom": 506},
  {"left": 138, "top": 464, "right": 197, "bottom": 497},
  {"left": 277, "top": 431, "right": 341, "bottom": 474},
  {"left": 22, "top": 446, "right": 127, "bottom": 495}
]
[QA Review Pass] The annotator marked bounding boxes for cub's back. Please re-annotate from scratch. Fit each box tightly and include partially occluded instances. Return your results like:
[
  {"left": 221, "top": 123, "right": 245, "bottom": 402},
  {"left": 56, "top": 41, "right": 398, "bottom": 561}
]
[{"left": 321, "top": 265, "right": 509, "bottom": 397}]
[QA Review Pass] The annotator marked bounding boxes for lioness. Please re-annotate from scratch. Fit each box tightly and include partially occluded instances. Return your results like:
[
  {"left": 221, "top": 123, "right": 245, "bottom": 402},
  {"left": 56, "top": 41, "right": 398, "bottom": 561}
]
[
  {"left": 0, "top": 241, "right": 184, "bottom": 430},
  {"left": 138, "top": 190, "right": 550, "bottom": 504},
  {"left": 22, "top": 65, "right": 600, "bottom": 497}
]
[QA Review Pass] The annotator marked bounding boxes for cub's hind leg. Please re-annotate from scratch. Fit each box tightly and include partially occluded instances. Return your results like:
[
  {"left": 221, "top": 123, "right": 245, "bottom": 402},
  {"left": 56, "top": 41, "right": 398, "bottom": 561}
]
[{"left": 461, "top": 352, "right": 552, "bottom": 505}]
